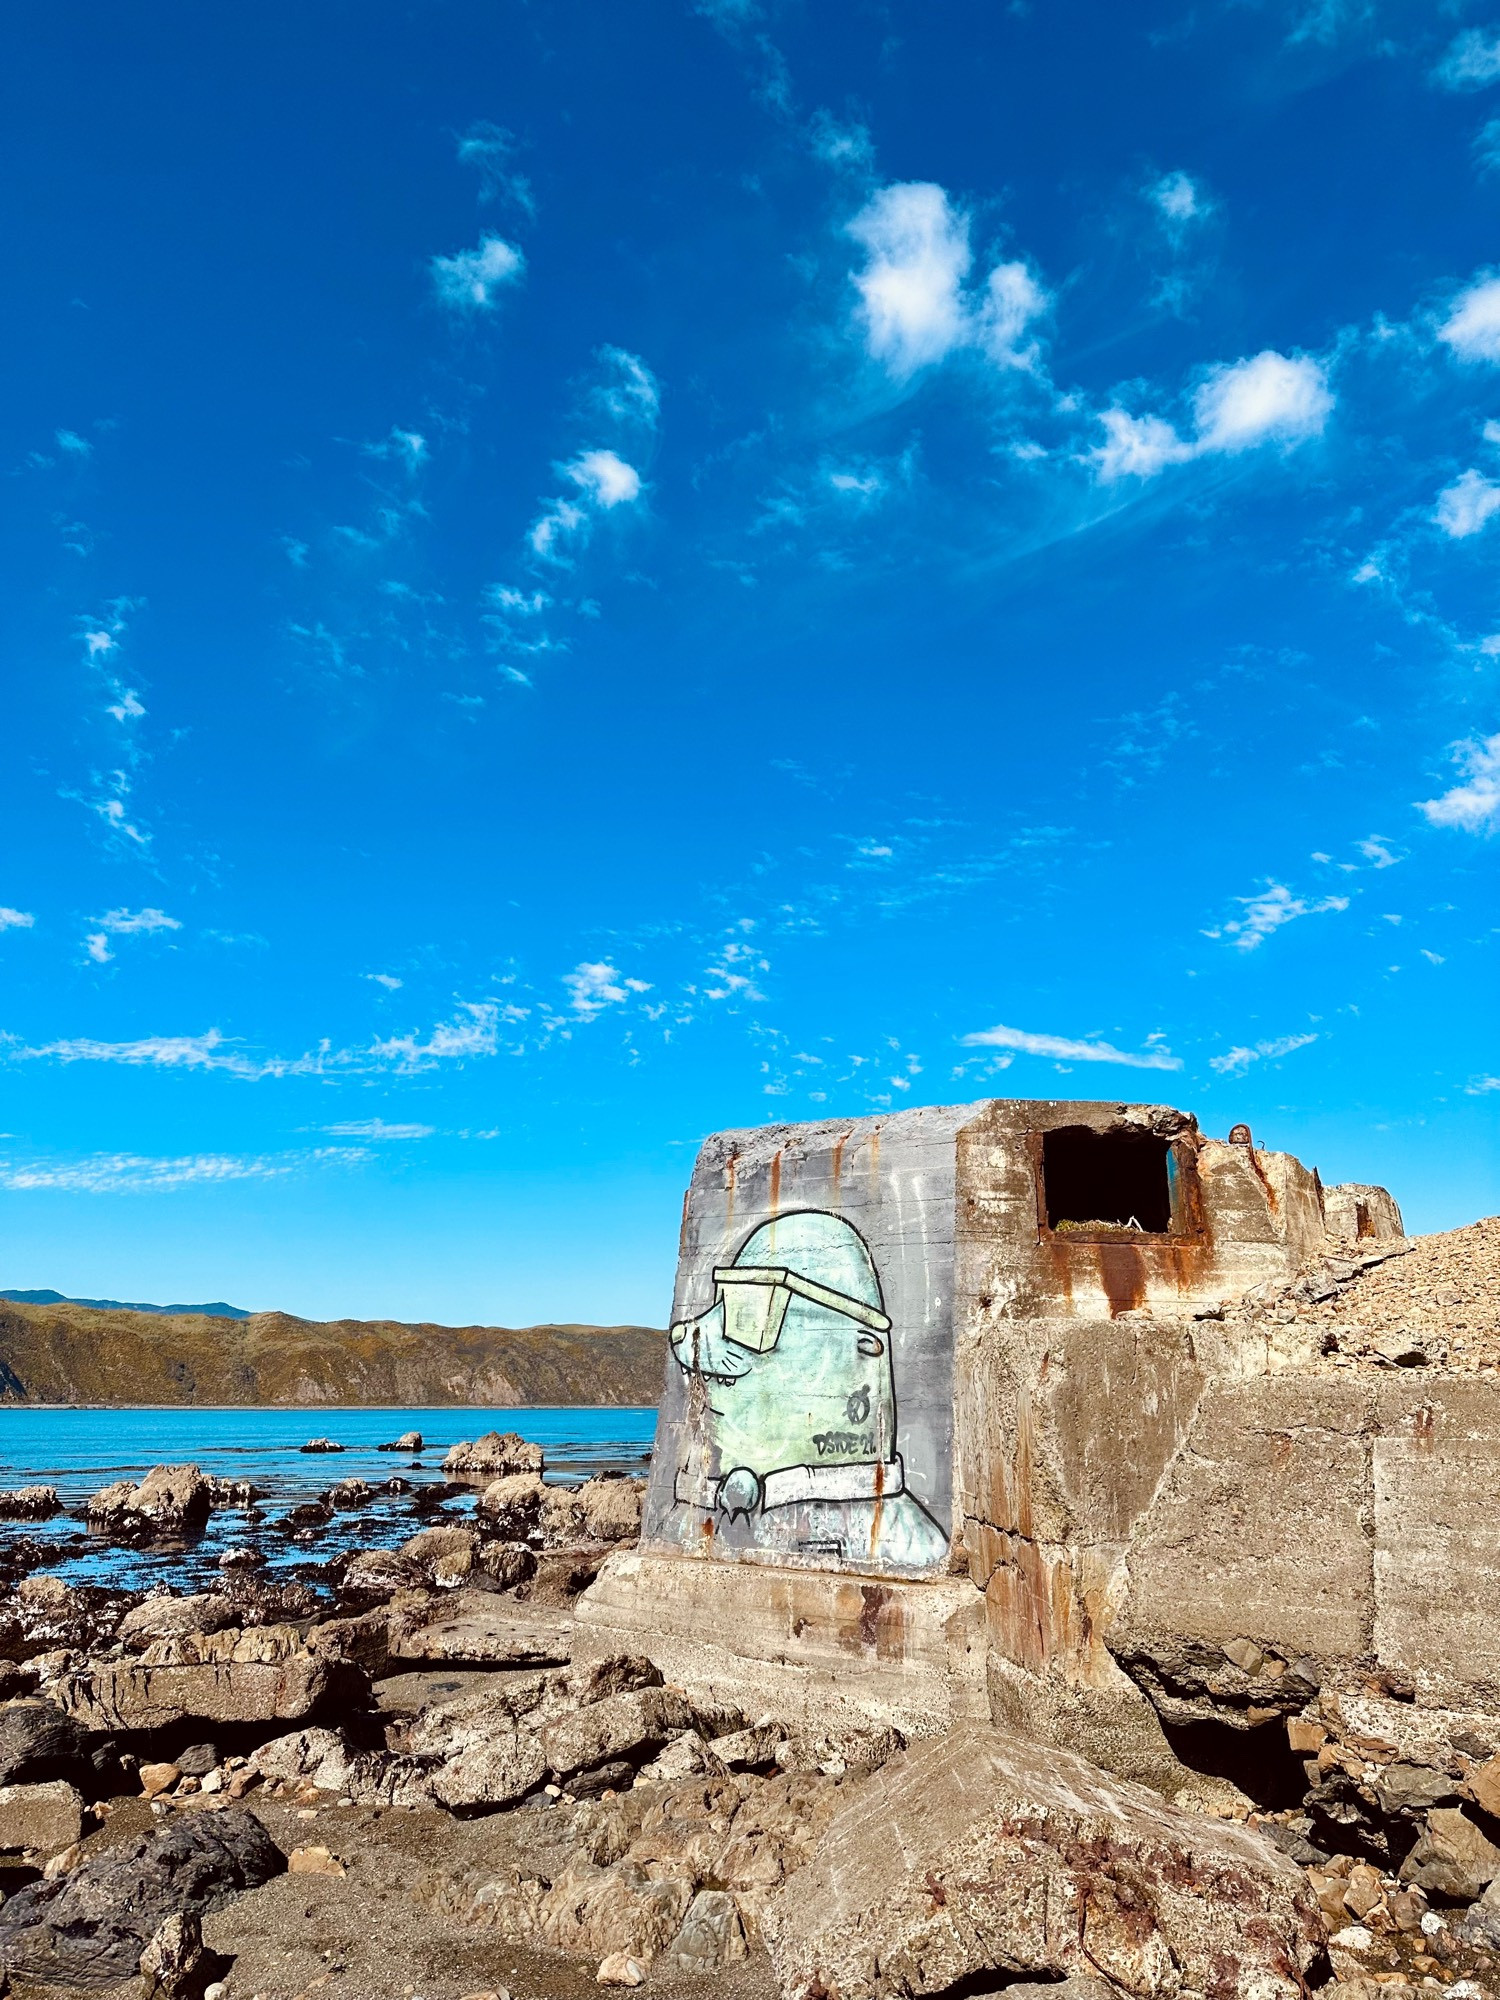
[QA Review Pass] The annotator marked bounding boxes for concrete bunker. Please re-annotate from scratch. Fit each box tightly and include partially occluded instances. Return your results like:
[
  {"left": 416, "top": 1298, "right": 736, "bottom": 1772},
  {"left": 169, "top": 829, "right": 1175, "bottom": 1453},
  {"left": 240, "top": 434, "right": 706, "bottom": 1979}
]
[{"left": 576, "top": 1095, "right": 1498, "bottom": 1795}]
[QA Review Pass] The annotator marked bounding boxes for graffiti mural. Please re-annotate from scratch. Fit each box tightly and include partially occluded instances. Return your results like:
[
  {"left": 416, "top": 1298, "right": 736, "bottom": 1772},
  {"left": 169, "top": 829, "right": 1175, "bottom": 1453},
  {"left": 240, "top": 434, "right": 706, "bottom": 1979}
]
[{"left": 665, "top": 1208, "right": 950, "bottom": 1570}]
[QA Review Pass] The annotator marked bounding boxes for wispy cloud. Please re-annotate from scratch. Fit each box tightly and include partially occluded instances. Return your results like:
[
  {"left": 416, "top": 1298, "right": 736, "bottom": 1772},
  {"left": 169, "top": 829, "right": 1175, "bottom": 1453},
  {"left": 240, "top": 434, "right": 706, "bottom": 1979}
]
[
  {"left": 1203, "top": 880, "right": 1350, "bottom": 949},
  {"left": 958, "top": 1022, "right": 1182, "bottom": 1070},
  {"left": 454, "top": 121, "right": 535, "bottom": 215},
  {"left": 1148, "top": 169, "right": 1209, "bottom": 229},
  {"left": 0, "top": 909, "right": 34, "bottom": 933},
  {"left": 1209, "top": 1032, "right": 1318, "bottom": 1076},
  {"left": 1433, "top": 29, "right": 1500, "bottom": 92},
  {"left": 1418, "top": 732, "right": 1500, "bottom": 833},
  {"left": 364, "top": 972, "right": 403, "bottom": 990},
  {"left": 368, "top": 1001, "right": 505, "bottom": 1070},
  {"left": 81, "top": 906, "right": 182, "bottom": 966},
  {"left": 0, "top": 1147, "right": 368, "bottom": 1194},
  {"left": 321, "top": 1120, "right": 434, "bottom": 1140},
  {"left": 430, "top": 234, "right": 525, "bottom": 312}
]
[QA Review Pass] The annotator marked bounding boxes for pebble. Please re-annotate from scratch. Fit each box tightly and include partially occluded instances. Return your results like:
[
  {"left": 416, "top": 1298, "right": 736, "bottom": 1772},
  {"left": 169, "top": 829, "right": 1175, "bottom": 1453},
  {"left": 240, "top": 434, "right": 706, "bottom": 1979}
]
[{"left": 596, "top": 1954, "right": 646, "bottom": 1987}]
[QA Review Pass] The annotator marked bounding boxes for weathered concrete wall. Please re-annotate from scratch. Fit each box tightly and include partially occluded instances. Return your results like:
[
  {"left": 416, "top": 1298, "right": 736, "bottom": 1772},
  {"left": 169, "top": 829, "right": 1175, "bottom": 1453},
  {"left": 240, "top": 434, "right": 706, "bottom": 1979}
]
[{"left": 642, "top": 1106, "right": 972, "bottom": 1578}]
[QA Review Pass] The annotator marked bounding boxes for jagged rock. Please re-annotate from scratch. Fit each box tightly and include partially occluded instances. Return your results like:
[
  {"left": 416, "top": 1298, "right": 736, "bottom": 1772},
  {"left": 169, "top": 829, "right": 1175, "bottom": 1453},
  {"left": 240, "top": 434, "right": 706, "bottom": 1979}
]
[
  {"left": 0, "top": 1805, "right": 283, "bottom": 1988},
  {"left": 775, "top": 1724, "right": 906, "bottom": 1778},
  {"left": 56, "top": 1623, "right": 365, "bottom": 1732},
  {"left": 475, "top": 1473, "right": 546, "bottom": 1538},
  {"left": 661, "top": 1888, "right": 749, "bottom": 1972},
  {"left": 761, "top": 1724, "right": 1324, "bottom": 2000},
  {"left": 86, "top": 1465, "right": 211, "bottom": 1543},
  {"left": 577, "top": 1476, "right": 645, "bottom": 1544},
  {"left": 542, "top": 1686, "right": 697, "bottom": 1780},
  {"left": 444, "top": 1432, "right": 544, "bottom": 1480},
  {"left": 0, "top": 1699, "right": 92, "bottom": 1787},
  {"left": 542, "top": 1486, "right": 586, "bottom": 1540},
  {"left": 524, "top": 1550, "right": 605, "bottom": 1605},
  {"left": 202, "top": 1477, "right": 260, "bottom": 1509},
  {"left": 1110, "top": 1632, "right": 1319, "bottom": 1729},
  {"left": 306, "top": 1609, "right": 390, "bottom": 1678},
  {"left": 402, "top": 1525, "right": 481, "bottom": 1587},
  {"left": 378, "top": 1431, "right": 423, "bottom": 1452},
  {"left": 596, "top": 1951, "right": 647, "bottom": 1986},
  {"left": 328, "top": 1478, "right": 372, "bottom": 1510},
  {"left": 340, "top": 1548, "right": 421, "bottom": 1606},
  {"left": 387, "top": 1588, "right": 572, "bottom": 1665},
  {"left": 299, "top": 1438, "right": 343, "bottom": 1453},
  {"left": 477, "top": 1541, "right": 537, "bottom": 1590},
  {"left": 119, "top": 1593, "right": 239, "bottom": 1646},
  {"left": 138, "top": 1908, "right": 223, "bottom": 1999},
  {"left": 0, "top": 1780, "right": 83, "bottom": 1854},
  {"left": 712, "top": 1724, "right": 786, "bottom": 1771},
  {"left": 250, "top": 1726, "right": 356, "bottom": 1793},
  {"left": 1400, "top": 1807, "right": 1500, "bottom": 1900},
  {"left": 0, "top": 1486, "right": 60, "bottom": 1521}
]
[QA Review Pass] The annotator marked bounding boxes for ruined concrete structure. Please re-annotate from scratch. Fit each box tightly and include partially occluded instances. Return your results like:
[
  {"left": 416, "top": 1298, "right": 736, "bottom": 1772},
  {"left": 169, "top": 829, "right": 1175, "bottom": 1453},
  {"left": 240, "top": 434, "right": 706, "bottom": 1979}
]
[{"left": 575, "top": 1095, "right": 1485, "bottom": 1787}]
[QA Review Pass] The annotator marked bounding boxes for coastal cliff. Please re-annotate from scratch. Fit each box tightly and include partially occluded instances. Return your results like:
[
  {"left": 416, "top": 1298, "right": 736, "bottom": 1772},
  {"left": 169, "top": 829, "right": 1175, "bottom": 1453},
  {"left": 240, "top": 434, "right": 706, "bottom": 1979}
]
[{"left": 0, "top": 1300, "right": 664, "bottom": 1406}]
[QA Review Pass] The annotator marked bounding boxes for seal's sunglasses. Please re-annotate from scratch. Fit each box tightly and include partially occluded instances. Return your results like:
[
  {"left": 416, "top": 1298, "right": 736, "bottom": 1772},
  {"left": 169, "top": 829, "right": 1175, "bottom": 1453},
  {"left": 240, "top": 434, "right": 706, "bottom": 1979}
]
[{"left": 707, "top": 1265, "right": 892, "bottom": 1354}]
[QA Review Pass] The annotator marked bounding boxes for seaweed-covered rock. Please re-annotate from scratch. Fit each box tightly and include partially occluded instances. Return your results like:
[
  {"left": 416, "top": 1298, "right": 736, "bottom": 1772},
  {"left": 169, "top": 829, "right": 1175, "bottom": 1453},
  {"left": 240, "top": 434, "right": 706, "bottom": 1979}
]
[
  {"left": 444, "top": 1432, "right": 544, "bottom": 1480},
  {"left": 86, "top": 1465, "right": 211, "bottom": 1544}
]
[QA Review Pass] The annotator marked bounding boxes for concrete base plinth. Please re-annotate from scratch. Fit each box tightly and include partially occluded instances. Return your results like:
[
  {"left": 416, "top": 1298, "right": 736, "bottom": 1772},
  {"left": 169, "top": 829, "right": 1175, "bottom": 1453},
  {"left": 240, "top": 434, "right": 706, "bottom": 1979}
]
[{"left": 574, "top": 1550, "right": 988, "bottom": 1737}]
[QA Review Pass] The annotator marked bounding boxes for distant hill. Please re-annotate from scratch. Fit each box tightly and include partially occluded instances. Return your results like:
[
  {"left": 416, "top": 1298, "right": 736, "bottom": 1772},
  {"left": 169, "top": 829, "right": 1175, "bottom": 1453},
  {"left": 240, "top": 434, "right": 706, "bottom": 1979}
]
[
  {"left": 0, "top": 1299, "right": 665, "bottom": 1406},
  {"left": 0, "top": 1289, "right": 251, "bottom": 1319}
]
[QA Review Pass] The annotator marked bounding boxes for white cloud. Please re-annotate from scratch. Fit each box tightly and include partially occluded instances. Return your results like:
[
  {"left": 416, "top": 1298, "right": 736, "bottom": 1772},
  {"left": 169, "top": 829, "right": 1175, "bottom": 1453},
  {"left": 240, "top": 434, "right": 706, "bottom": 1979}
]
[
  {"left": 527, "top": 500, "right": 586, "bottom": 561},
  {"left": 1435, "top": 468, "right": 1500, "bottom": 538},
  {"left": 455, "top": 122, "right": 535, "bottom": 214},
  {"left": 1434, "top": 29, "right": 1500, "bottom": 91},
  {"left": 1148, "top": 170, "right": 1207, "bottom": 226},
  {"left": 105, "top": 685, "right": 145, "bottom": 723},
  {"left": 0, "top": 909, "right": 34, "bottom": 932},
  {"left": 1440, "top": 277, "right": 1500, "bottom": 363},
  {"left": 56, "top": 429, "right": 92, "bottom": 456},
  {"left": 1468, "top": 1075, "right": 1500, "bottom": 1094},
  {"left": 369, "top": 1001, "right": 503, "bottom": 1070},
  {"left": 1204, "top": 881, "right": 1351, "bottom": 950},
  {"left": 1192, "top": 351, "right": 1333, "bottom": 453},
  {"left": 322, "top": 1120, "right": 434, "bottom": 1140},
  {"left": 958, "top": 1022, "right": 1182, "bottom": 1070},
  {"left": 563, "top": 960, "right": 651, "bottom": 1017},
  {"left": 1418, "top": 732, "right": 1500, "bottom": 833},
  {"left": 366, "top": 427, "right": 428, "bottom": 472},
  {"left": 1096, "top": 351, "right": 1332, "bottom": 481},
  {"left": 976, "top": 260, "right": 1050, "bottom": 371},
  {"left": 430, "top": 235, "right": 525, "bottom": 311},
  {"left": 846, "top": 183, "right": 973, "bottom": 378},
  {"left": 1356, "top": 836, "right": 1402, "bottom": 869},
  {"left": 810, "top": 112, "right": 875, "bottom": 173},
  {"left": 94, "top": 907, "right": 181, "bottom": 936},
  {"left": 566, "top": 449, "right": 642, "bottom": 508},
  {"left": 594, "top": 348, "right": 660, "bottom": 426},
  {"left": 364, "top": 972, "right": 403, "bottom": 990},
  {"left": 1209, "top": 1032, "right": 1318, "bottom": 1076},
  {"left": 13, "top": 1029, "right": 264, "bottom": 1075},
  {"left": 83, "top": 933, "right": 112, "bottom": 964},
  {"left": 487, "top": 587, "right": 550, "bottom": 615},
  {"left": 1093, "top": 409, "right": 1192, "bottom": 480},
  {"left": 0, "top": 1148, "right": 366, "bottom": 1194}
]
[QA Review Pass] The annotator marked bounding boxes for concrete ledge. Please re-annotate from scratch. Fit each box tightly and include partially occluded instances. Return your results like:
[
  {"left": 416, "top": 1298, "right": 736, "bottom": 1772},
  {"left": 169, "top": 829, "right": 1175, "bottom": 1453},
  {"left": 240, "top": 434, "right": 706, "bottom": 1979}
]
[{"left": 573, "top": 1549, "right": 987, "bottom": 1736}]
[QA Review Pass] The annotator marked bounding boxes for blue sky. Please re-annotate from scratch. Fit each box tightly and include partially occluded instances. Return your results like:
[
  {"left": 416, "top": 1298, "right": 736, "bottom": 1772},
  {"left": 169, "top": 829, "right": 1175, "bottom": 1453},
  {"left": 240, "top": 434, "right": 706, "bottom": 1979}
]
[{"left": 2, "top": 0, "right": 1497, "bottom": 1325}]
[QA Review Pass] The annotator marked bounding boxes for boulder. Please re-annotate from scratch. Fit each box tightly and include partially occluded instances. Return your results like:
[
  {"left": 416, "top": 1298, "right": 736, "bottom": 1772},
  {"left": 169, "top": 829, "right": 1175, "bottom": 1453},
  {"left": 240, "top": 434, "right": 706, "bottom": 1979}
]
[
  {"left": 661, "top": 1888, "right": 749, "bottom": 1972},
  {"left": 328, "top": 1478, "right": 372, "bottom": 1510},
  {"left": 0, "top": 1699, "right": 93, "bottom": 1787},
  {"left": 475, "top": 1472, "right": 547, "bottom": 1537},
  {"left": 0, "top": 1486, "right": 60, "bottom": 1521},
  {"left": 477, "top": 1541, "right": 537, "bottom": 1591},
  {"left": 250, "top": 1726, "right": 355, "bottom": 1793},
  {"left": 542, "top": 1686, "right": 697, "bottom": 1781},
  {"left": 387, "top": 1589, "right": 573, "bottom": 1666},
  {"left": 119, "top": 1593, "right": 239, "bottom": 1646},
  {"left": 299, "top": 1438, "right": 343, "bottom": 1453},
  {"left": 57, "top": 1624, "right": 366, "bottom": 1733},
  {"left": 0, "top": 1805, "right": 283, "bottom": 1988},
  {"left": 1400, "top": 1807, "right": 1500, "bottom": 1900},
  {"left": 340, "top": 1548, "right": 421, "bottom": 1606},
  {"left": 378, "top": 1431, "right": 423, "bottom": 1453},
  {"left": 444, "top": 1431, "right": 545, "bottom": 1480},
  {"left": 761, "top": 1724, "right": 1324, "bottom": 2000},
  {"left": 0, "top": 1780, "right": 83, "bottom": 1855},
  {"left": 577, "top": 1476, "right": 644, "bottom": 1544},
  {"left": 542, "top": 1485, "right": 587, "bottom": 1541},
  {"left": 86, "top": 1465, "right": 211, "bottom": 1543}
]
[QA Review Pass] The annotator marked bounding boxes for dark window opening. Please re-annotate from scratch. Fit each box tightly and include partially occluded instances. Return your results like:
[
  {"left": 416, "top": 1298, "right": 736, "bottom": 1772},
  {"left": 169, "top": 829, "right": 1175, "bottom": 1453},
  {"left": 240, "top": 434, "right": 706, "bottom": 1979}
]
[{"left": 1041, "top": 1126, "right": 1174, "bottom": 1235}]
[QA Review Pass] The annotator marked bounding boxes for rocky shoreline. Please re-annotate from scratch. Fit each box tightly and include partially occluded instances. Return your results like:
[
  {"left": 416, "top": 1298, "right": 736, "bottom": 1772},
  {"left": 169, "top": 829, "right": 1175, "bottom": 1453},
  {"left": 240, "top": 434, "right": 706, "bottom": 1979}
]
[{"left": 0, "top": 1430, "right": 1499, "bottom": 2000}]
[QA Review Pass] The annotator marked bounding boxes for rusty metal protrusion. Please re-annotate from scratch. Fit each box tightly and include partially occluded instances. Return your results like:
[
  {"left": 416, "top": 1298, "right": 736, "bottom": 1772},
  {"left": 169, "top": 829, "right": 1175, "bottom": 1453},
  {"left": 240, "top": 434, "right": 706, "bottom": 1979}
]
[{"left": 1228, "top": 1123, "right": 1254, "bottom": 1146}]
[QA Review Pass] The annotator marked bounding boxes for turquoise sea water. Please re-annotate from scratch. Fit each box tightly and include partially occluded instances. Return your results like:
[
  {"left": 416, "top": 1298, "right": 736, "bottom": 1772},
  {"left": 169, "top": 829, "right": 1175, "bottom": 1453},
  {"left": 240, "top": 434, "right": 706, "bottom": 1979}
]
[{"left": 0, "top": 1405, "right": 657, "bottom": 1592}]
